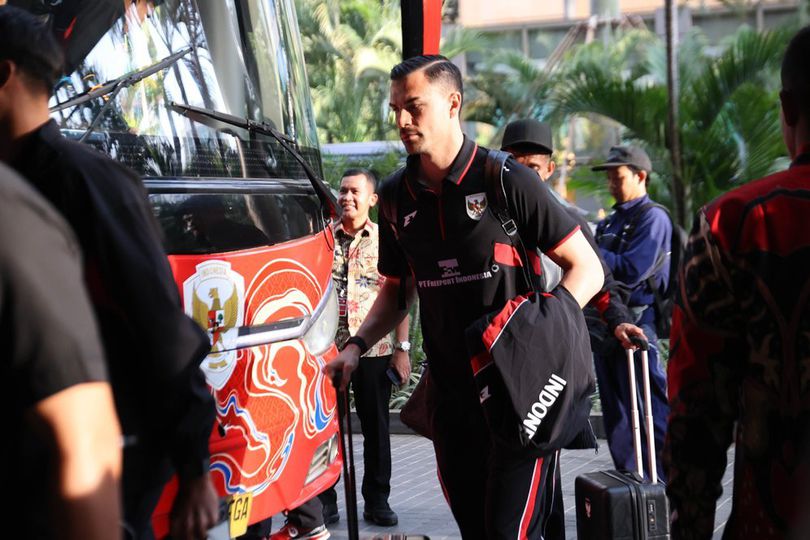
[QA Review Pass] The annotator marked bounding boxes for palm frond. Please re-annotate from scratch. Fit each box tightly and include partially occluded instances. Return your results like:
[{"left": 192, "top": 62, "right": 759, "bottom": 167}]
[
  {"left": 441, "top": 27, "right": 488, "bottom": 59},
  {"left": 552, "top": 69, "right": 668, "bottom": 147},
  {"left": 354, "top": 46, "right": 399, "bottom": 79},
  {"left": 370, "top": 19, "right": 402, "bottom": 52},
  {"left": 684, "top": 27, "right": 789, "bottom": 131},
  {"left": 725, "top": 83, "right": 785, "bottom": 184}
]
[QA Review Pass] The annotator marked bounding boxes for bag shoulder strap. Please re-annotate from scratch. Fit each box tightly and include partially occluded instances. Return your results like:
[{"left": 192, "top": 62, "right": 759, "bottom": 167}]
[
  {"left": 377, "top": 168, "right": 409, "bottom": 308},
  {"left": 484, "top": 149, "right": 510, "bottom": 214},
  {"left": 484, "top": 149, "right": 537, "bottom": 294},
  {"left": 379, "top": 167, "right": 406, "bottom": 239},
  {"left": 631, "top": 202, "right": 673, "bottom": 296}
]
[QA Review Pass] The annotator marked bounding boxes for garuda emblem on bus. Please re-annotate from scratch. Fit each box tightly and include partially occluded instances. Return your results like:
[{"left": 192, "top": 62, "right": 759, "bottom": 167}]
[
  {"left": 183, "top": 260, "right": 245, "bottom": 389},
  {"left": 465, "top": 192, "right": 487, "bottom": 221}
]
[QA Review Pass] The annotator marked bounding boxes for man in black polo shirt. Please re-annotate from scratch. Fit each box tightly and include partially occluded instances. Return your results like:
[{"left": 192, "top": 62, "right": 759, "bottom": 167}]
[{"left": 326, "top": 56, "right": 604, "bottom": 539}]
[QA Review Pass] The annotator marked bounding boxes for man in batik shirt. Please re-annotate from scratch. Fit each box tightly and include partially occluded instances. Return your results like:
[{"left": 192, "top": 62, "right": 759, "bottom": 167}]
[{"left": 319, "top": 168, "right": 411, "bottom": 528}]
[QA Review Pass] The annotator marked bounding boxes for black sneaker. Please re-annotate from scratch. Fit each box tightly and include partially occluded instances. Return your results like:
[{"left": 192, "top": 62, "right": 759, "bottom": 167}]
[
  {"left": 362, "top": 505, "right": 398, "bottom": 527},
  {"left": 322, "top": 502, "right": 339, "bottom": 525}
]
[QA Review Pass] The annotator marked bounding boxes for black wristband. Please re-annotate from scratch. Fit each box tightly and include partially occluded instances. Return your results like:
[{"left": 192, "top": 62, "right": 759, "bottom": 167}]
[{"left": 345, "top": 335, "right": 369, "bottom": 355}]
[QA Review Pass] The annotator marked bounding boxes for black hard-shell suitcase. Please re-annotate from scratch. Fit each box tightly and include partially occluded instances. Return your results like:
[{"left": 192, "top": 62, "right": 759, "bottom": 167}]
[{"left": 575, "top": 340, "right": 670, "bottom": 539}]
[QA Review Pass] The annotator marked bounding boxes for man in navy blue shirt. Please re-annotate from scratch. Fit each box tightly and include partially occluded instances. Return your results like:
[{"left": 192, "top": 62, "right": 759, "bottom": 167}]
[{"left": 592, "top": 146, "right": 671, "bottom": 481}]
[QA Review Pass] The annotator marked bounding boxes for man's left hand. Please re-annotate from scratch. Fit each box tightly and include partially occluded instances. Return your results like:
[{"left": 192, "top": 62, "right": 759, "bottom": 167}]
[
  {"left": 170, "top": 472, "right": 219, "bottom": 540},
  {"left": 391, "top": 350, "right": 411, "bottom": 385}
]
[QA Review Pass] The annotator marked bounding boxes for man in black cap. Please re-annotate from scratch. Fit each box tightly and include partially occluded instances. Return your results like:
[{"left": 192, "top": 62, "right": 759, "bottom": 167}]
[
  {"left": 501, "top": 118, "right": 556, "bottom": 179},
  {"left": 591, "top": 145, "right": 671, "bottom": 481},
  {"left": 501, "top": 119, "right": 646, "bottom": 351}
]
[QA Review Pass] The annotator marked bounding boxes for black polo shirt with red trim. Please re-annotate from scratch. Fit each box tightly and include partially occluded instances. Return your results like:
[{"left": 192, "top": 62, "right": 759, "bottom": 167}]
[{"left": 378, "top": 136, "right": 579, "bottom": 396}]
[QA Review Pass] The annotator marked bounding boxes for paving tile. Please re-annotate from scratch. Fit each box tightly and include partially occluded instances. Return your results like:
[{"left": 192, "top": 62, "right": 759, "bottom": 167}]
[{"left": 272, "top": 434, "right": 735, "bottom": 539}]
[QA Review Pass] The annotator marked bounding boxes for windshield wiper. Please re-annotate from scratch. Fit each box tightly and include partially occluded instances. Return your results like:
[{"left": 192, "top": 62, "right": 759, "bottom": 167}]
[
  {"left": 51, "top": 48, "right": 192, "bottom": 142},
  {"left": 168, "top": 101, "right": 337, "bottom": 218}
]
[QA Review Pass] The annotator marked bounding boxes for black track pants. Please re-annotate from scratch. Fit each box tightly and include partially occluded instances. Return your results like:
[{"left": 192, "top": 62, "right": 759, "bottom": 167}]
[{"left": 432, "top": 411, "right": 564, "bottom": 540}]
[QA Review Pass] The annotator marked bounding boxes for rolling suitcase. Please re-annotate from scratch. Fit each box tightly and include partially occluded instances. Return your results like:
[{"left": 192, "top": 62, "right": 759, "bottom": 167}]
[{"left": 574, "top": 338, "right": 670, "bottom": 539}]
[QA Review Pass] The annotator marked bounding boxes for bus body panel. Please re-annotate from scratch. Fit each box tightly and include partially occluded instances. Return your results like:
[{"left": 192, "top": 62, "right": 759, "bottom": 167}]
[{"left": 151, "top": 232, "right": 341, "bottom": 536}]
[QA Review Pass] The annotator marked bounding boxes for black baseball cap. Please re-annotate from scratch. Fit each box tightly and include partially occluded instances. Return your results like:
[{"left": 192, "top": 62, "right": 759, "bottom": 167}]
[
  {"left": 591, "top": 145, "right": 652, "bottom": 173},
  {"left": 501, "top": 119, "right": 553, "bottom": 154}
]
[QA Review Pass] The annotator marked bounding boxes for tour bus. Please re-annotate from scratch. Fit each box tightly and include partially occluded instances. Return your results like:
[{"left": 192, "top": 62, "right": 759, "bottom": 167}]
[{"left": 29, "top": 0, "right": 342, "bottom": 535}]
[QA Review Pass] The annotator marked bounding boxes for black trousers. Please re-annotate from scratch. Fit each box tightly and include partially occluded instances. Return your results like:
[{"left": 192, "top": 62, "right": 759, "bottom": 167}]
[
  {"left": 432, "top": 401, "right": 565, "bottom": 540},
  {"left": 122, "top": 446, "right": 173, "bottom": 540},
  {"left": 320, "top": 354, "right": 394, "bottom": 511}
]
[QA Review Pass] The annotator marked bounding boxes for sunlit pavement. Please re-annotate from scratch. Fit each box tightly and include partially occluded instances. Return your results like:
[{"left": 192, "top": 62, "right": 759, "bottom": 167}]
[{"left": 273, "top": 434, "right": 735, "bottom": 539}]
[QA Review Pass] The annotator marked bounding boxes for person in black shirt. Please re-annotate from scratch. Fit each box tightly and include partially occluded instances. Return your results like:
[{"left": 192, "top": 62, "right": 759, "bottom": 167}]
[
  {"left": 500, "top": 118, "right": 646, "bottom": 349},
  {"left": 326, "top": 56, "right": 604, "bottom": 539},
  {"left": 2, "top": 162, "right": 122, "bottom": 540},
  {"left": 0, "top": 7, "right": 217, "bottom": 539}
]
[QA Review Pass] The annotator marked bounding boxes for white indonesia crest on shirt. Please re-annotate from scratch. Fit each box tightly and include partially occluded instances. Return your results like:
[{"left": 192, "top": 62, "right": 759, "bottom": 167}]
[{"left": 465, "top": 192, "right": 487, "bottom": 220}]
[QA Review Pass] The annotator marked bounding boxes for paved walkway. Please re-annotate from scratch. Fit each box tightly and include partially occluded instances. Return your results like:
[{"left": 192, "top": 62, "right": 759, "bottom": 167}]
[{"left": 276, "top": 434, "right": 735, "bottom": 539}]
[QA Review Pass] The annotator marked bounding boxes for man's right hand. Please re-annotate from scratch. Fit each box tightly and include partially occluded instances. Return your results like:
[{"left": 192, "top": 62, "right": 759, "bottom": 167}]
[{"left": 324, "top": 345, "right": 361, "bottom": 391}]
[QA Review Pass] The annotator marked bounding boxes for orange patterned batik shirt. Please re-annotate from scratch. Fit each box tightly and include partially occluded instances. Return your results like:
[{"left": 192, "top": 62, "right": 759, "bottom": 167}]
[{"left": 333, "top": 220, "right": 394, "bottom": 358}]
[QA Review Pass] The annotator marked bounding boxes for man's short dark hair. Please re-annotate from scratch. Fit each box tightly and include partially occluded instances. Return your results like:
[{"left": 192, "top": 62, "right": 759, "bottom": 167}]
[
  {"left": 0, "top": 5, "right": 64, "bottom": 95},
  {"left": 390, "top": 55, "right": 463, "bottom": 105},
  {"left": 782, "top": 26, "right": 810, "bottom": 118},
  {"left": 342, "top": 168, "right": 378, "bottom": 192}
]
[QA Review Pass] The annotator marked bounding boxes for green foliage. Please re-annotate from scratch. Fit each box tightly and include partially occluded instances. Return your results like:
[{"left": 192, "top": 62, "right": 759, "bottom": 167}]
[
  {"left": 464, "top": 48, "right": 552, "bottom": 130},
  {"left": 295, "top": 0, "right": 401, "bottom": 143},
  {"left": 321, "top": 151, "right": 405, "bottom": 190},
  {"left": 550, "top": 26, "right": 791, "bottom": 221},
  {"left": 295, "top": 0, "right": 483, "bottom": 144}
]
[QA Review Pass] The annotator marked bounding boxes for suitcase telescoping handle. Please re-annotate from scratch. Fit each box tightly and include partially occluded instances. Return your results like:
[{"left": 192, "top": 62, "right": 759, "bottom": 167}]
[
  {"left": 626, "top": 337, "right": 659, "bottom": 485},
  {"left": 331, "top": 372, "right": 360, "bottom": 540}
]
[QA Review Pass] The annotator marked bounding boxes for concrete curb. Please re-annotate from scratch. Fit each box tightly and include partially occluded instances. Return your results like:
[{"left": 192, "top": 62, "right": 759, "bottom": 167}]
[{"left": 349, "top": 411, "right": 606, "bottom": 439}]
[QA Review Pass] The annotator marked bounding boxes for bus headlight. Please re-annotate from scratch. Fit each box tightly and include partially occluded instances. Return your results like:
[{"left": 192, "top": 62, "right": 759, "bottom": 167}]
[{"left": 302, "top": 284, "right": 338, "bottom": 356}]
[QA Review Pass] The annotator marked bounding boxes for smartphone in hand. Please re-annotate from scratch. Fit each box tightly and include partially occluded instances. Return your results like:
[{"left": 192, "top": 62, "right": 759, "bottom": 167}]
[{"left": 386, "top": 366, "right": 403, "bottom": 387}]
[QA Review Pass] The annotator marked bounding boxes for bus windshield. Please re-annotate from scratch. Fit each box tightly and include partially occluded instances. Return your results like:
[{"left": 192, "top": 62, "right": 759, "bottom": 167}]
[{"left": 42, "top": 0, "right": 321, "bottom": 180}]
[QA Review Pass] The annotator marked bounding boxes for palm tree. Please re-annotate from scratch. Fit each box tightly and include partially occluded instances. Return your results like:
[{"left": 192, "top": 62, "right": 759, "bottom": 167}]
[
  {"left": 464, "top": 48, "right": 552, "bottom": 130},
  {"left": 551, "top": 26, "right": 791, "bottom": 223},
  {"left": 295, "top": 0, "right": 402, "bottom": 142},
  {"left": 295, "top": 0, "right": 484, "bottom": 143}
]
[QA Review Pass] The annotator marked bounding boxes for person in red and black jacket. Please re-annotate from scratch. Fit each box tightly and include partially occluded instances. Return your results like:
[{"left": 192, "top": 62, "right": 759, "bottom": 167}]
[
  {"left": 500, "top": 118, "right": 646, "bottom": 351},
  {"left": 665, "top": 26, "right": 810, "bottom": 539}
]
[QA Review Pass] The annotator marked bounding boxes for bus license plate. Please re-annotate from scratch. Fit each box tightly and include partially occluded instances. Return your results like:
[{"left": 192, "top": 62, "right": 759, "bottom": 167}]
[{"left": 228, "top": 492, "right": 252, "bottom": 537}]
